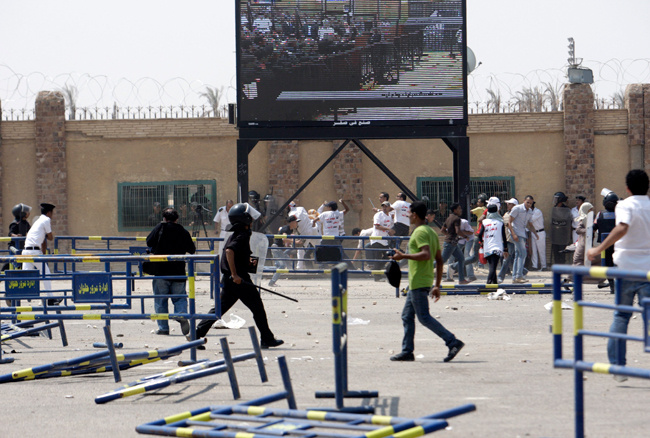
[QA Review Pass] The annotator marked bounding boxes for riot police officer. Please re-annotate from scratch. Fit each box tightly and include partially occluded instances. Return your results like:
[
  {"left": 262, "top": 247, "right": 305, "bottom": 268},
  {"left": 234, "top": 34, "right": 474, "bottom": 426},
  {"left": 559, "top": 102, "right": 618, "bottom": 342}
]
[
  {"left": 594, "top": 191, "right": 619, "bottom": 293},
  {"left": 550, "top": 192, "right": 573, "bottom": 265},
  {"left": 196, "top": 203, "right": 283, "bottom": 348}
]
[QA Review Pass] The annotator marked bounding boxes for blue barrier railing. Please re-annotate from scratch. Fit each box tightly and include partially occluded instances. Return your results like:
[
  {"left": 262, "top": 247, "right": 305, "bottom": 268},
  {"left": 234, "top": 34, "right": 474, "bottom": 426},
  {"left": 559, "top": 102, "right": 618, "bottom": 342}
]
[
  {"left": 552, "top": 265, "right": 650, "bottom": 438},
  {"left": 43, "top": 235, "right": 556, "bottom": 297},
  {"left": 52, "top": 235, "right": 220, "bottom": 275},
  {"left": 314, "top": 263, "right": 378, "bottom": 412},
  {"left": 52, "top": 234, "right": 410, "bottom": 273},
  {"left": 0, "top": 254, "right": 224, "bottom": 363}
]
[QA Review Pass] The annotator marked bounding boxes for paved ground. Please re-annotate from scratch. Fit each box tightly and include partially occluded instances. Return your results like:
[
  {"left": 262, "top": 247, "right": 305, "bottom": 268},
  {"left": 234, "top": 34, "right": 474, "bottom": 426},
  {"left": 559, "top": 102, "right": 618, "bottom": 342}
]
[{"left": 2, "top": 266, "right": 649, "bottom": 437}]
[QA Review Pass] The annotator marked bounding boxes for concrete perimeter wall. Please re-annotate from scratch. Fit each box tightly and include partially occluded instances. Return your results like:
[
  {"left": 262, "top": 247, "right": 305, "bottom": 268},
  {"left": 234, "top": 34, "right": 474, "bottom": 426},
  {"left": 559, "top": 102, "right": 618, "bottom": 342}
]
[{"left": 0, "top": 84, "right": 646, "bottom": 249}]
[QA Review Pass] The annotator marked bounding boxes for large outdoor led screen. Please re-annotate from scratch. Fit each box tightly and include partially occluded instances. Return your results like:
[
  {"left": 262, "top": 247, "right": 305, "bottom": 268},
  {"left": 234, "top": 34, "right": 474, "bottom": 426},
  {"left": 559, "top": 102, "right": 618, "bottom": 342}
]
[{"left": 236, "top": 0, "right": 467, "bottom": 131}]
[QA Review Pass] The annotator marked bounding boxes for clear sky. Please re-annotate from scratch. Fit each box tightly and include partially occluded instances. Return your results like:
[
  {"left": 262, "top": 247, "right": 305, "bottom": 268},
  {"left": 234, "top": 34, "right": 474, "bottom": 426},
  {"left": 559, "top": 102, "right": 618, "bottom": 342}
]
[{"left": 1, "top": 0, "right": 648, "bottom": 111}]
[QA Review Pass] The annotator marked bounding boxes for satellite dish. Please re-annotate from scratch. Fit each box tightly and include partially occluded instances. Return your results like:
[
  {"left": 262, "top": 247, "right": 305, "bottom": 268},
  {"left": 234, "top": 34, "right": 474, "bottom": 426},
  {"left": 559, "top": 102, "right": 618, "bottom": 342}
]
[{"left": 467, "top": 47, "right": 477, "bottom": 74}]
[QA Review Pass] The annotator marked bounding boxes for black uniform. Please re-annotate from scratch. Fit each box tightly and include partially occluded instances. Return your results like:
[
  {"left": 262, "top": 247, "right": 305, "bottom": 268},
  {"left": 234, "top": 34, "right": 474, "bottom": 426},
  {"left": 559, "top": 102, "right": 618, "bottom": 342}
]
[
  {"left": 594, "top": 210, "right": 617, "bottom": 292},
  {"left": 196, "top": 225, "right": 276, "bottom": 342},
  {"left": 9, "top": 219, "right": 30, "bottom": 251},
  {"left": 550, "top": 205, "right": 573, "bottom": 265}
]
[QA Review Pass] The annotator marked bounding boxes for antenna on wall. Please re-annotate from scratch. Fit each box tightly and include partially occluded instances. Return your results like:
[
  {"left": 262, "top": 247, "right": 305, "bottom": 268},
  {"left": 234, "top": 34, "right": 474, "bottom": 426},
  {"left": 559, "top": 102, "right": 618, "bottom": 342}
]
[{"left": 566, "top": 37, "right": 593, "bottom": 84}]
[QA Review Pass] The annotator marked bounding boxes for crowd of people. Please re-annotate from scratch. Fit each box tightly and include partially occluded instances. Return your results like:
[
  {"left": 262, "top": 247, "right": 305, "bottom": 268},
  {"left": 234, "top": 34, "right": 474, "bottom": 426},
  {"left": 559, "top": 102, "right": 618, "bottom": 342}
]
[
  {"left": 252, "top": 185, "right": 625, "bottom": 288},
  {"left": 6, "top": 169, "right": 648, "bottom": 367}
]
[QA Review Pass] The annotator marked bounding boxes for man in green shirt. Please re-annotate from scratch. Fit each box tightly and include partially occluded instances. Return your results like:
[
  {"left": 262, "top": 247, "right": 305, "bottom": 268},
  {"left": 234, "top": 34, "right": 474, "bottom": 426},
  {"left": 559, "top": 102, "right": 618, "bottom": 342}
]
[{"left": 390, "top": 201, "right": 465, "bottom": 362}]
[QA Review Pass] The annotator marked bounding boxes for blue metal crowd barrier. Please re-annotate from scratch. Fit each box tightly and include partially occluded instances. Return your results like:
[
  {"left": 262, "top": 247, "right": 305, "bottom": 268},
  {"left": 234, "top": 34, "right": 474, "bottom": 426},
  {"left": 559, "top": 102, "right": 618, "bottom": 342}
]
[
  {"left": 136, "top": 352, "right": 475, "bottom": 438},
  {"left": 52, "top": 235, "right": 222, "bottom": 278},
  {"left": 552, "top": 265, "right": 650, "bottom": 438},
  {"left": 0, "top": 254, "right": 224, "bottom": 363},
  {"left": 314, "top": 263, "right": 378, "bottom": 412},
  {"left": 96, "top": 326, "right": 267, "bottom": 404}
]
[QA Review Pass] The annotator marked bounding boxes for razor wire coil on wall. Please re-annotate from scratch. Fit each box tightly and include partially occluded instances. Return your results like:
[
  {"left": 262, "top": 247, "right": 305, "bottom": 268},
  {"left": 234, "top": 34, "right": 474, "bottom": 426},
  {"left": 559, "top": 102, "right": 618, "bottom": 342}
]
[{"left": 1, "top": 59, "right": 649, "bottom": 120}]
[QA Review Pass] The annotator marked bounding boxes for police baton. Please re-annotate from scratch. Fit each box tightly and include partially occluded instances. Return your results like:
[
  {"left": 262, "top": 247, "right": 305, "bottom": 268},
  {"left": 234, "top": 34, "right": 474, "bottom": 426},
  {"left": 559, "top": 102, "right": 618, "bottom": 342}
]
[{"left": 239, "top": 279, "right": 299, "bottom": 303}]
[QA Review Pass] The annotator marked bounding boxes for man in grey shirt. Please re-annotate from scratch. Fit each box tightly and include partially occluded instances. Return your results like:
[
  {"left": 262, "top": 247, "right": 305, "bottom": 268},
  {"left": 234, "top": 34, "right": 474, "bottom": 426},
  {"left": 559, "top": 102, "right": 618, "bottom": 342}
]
[{"left": 508, "top": 195, "right": 535, "bottom": 283}]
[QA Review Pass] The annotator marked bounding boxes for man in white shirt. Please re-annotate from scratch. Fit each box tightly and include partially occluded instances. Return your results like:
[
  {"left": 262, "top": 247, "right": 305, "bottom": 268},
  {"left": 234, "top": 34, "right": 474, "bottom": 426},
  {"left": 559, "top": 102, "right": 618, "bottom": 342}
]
[
  {"left": 22, "top": 203, "right": 56, "bottom": 300},
  {"left": 529, "top": 202, "right": 546, "bottom": 270},
  {"left": 289, "top": 201, "right": 321, "bottom": 268},
  {"left": 390, "top": 192, "right": 411, "bottom": 250},
  {"left": 213, "top": 200, "right": 233, "bottom": 234},
  {"left": 352, "top": 227, "right": 373, "bottom": 269},
  {"left": 572, "top": 195, "right": 586, "bottom": 243},
  {"left": 367, "top": 201, "right": 394, "bottom": 280},
  {"left": 317, "top": 200, "right": 349, "bottom": 244},
  {"left": 508, "top": 196, "right": 535, "bottom": 283},
  {"left": 213, "top": 200, "right": 234, "bottom": 256},
  {"left": 588, "top": 169, "right": 650, "bottom": 377}
]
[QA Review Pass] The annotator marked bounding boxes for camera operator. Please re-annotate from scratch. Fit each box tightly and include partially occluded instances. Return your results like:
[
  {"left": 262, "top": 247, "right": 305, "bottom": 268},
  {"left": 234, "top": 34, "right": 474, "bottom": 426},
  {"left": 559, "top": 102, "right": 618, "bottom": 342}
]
[{"left": 190, "top": 202, "right": 211, "bottom": 237}]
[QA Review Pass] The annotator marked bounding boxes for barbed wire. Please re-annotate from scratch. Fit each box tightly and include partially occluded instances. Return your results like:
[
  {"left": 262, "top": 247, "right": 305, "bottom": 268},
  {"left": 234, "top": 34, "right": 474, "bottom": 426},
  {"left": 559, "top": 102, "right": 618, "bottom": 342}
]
[
  {"left": 467, "top": 58, "right": 650, "bottom": 113},
  {"left": 1, "top": 58, "right": 649, "bottom": 120}
]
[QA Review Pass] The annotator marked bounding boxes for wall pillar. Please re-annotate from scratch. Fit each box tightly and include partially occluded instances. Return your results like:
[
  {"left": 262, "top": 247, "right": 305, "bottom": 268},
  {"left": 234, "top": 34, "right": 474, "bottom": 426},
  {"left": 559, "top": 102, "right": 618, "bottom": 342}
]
[
  {"left": 267, "top": 140, "right": 300, "bottom": 204},
  {"left": 563, "top": 83, "right": 595, "bottom": 202},
  {"left": 35, "top": 91, "right": 68, "bottom": 235},
  {"left": 625, "top": 84, "right": 646, "bottom": 170},
  {"left": 333, "top": 140, "right": 363, "bottom": 209}
]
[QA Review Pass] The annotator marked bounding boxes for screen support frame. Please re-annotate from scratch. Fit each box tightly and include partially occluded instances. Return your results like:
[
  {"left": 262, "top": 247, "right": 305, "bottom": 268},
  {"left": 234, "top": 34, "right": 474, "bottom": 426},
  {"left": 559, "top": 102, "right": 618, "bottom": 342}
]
[{"left": 236, "top": 136, "right": 471, "bottom": 230}]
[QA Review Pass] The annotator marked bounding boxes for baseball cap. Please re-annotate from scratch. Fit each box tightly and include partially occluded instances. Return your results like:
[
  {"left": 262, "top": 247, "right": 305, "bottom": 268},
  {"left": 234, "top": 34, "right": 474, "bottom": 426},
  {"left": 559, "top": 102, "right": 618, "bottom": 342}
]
[
  {"left": 287, "top": 215, "right": 300, "bottom": 222},
  {"left": 505, "top": 198, "right": 518, "bottom": 205},
  {"left": 487, "top": 197, "right": 501, "bottom": 208},
  {"left": 381, "top": 201, "right": 391, "bottom": 207}
]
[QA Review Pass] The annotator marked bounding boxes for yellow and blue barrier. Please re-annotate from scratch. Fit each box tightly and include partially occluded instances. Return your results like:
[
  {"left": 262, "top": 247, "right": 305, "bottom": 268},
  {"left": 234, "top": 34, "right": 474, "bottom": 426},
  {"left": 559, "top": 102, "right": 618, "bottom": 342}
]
[
  {"left": 0, "top": 253, "right": 224, "bottom": 364},
  {"left": 1, "top": 320, "right": 67, "bottom": 364},
  {"left": 96, "top": 326, "right": 267, "bottom": 404},
  {"left": 0, "top": 337, "right": 206, "bottom": 384},
  {"left": 136, "top": 367, "right": 475, "bottom": 438},
  {"left": 552, "top": 265, "right": 650, "bottom": 438},
  {"left": 439, "top": 282, "right": 558, "bottom": 295},
  {"left": 314, "top": 263, "right": 378, "bottom": 413},
  {"left": 136, "top": 350, "right": 475, "bottom": 438}
]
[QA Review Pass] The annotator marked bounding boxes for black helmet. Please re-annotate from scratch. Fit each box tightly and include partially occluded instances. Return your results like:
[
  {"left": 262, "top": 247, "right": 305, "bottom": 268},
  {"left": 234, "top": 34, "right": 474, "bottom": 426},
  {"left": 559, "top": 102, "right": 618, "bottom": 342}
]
[
  {"left": 477, "top": 193, "right": 488, "bottom": 204},
  {"left": 228, "top": 203, "right": 253, "bottom": 226},
  {"left": 553, "top": 191, "right": 568, "bottom": 204},
  {"left": 11, "top": 203, "right": 32, "bottom": 220},
  {"left": 248, "top": 190, "right": 260, "bottom": 201},
  {"left": 603, "top": 192, "right": 619, "bottom": 212}
]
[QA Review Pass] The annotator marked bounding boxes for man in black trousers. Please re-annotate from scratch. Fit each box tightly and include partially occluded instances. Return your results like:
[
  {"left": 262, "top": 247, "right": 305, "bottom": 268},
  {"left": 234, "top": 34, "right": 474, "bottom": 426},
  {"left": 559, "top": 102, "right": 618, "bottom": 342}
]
[{"left": 196, "top": 203, "right": 283, "bottom": 349}]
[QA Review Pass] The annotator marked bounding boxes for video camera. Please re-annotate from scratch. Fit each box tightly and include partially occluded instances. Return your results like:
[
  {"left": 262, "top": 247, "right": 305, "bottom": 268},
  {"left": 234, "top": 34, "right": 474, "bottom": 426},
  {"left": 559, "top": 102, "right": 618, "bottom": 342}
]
[{"left": 194, "top": 204, "right": 212, "bottom": 214}]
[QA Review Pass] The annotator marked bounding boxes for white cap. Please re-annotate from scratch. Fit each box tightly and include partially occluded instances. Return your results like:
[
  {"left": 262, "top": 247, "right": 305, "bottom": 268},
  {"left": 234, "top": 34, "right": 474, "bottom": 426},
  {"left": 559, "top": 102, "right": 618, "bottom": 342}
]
[
  {"left": 505, "top": 198, "right": 518, "bottom": 205},
  {"left": 487, "top": 197, "right": 501, "bottom": 210}
]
